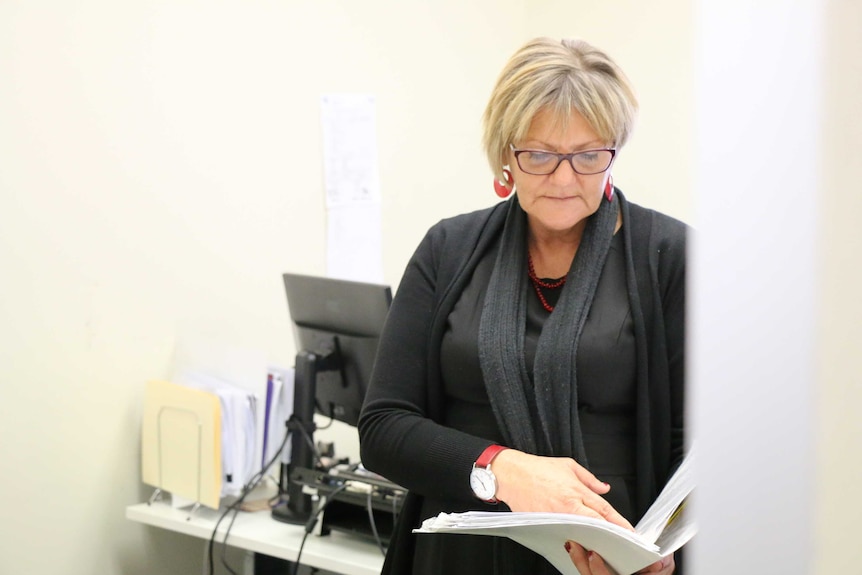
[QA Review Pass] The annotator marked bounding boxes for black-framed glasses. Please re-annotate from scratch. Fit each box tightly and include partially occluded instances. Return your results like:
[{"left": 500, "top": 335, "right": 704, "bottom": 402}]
[{"left": 510, "top": 144, "right": 616, "bottom": 176}]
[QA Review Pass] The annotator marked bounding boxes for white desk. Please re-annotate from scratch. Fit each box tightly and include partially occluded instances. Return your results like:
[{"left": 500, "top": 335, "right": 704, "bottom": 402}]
[{"left": 126, "top": 501, "right": 385, "bottom": 575}]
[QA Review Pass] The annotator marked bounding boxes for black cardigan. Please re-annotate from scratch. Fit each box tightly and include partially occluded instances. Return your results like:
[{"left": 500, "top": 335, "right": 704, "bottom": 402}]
[{"left": 358, "top": 191, "right": 687, "bottom": 573}]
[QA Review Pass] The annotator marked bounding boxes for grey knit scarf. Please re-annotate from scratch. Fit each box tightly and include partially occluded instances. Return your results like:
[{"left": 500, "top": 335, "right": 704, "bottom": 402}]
[{"left": 478, "top": 193, "right": 619, "bottom": 462}]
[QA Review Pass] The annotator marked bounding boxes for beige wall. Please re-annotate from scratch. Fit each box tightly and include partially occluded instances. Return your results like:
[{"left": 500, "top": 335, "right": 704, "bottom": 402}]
[
  {"left": 0, "top": 2, "right": 525, "bottom": 573},
  {"left": 816, "top": 0, "right": 862, "bottom": 571},
  {"left": 33, "top": 1, "right": 862, "bottom": 574},
  {"left": 5, "top": 1, "right": 862, "bottom": 574},
  {"left": 523, "top": 0, "right": 694, "bottom": 221}
]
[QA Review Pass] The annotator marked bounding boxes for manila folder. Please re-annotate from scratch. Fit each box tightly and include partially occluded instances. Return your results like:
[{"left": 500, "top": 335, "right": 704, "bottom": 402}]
[{"left": 141, "top": 380, "right": 222, "bottom": 509}]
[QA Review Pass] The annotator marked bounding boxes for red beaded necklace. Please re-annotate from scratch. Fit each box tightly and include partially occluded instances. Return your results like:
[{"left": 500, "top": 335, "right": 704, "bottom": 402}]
[{"left": 527, "top": 253, "right": 566, "bottom": 313}]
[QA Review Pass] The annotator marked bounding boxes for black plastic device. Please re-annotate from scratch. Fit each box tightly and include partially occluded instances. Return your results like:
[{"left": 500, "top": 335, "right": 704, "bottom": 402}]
[{"left": 272, "top": 273, "right": 392, "bottom": 526}]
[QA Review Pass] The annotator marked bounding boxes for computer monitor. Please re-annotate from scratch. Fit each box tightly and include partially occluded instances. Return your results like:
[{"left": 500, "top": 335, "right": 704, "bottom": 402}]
[{"left": 273, "top": 272, "right": 392, "bottom": 525}]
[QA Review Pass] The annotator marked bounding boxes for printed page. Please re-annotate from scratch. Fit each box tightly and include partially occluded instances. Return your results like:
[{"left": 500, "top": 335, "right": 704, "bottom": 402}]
[
  {"left": 416, "top": 513, "right": 660, "bottom": 575},
  {"left": 415, "top": 448, "right": 697, "bottom": 574},
  {"left": 653, "top": 502, "right": 697, "bottom": 557},
  {"left": 634, "top": 448, "right": 696, "bottom": 545}
]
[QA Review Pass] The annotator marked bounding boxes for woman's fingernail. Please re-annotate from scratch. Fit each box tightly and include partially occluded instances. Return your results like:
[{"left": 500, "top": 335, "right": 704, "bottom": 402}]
[
  {"left": 588, "top": 551, "right": 595, "bottom": 561},
  {"left": 564, "top": 541, "right": 572, "bottom": 552}
]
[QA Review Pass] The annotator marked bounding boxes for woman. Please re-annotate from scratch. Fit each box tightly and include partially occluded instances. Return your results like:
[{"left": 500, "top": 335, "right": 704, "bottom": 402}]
[{"left": 358, "top": 37, "right": 686, "bottom": 575}]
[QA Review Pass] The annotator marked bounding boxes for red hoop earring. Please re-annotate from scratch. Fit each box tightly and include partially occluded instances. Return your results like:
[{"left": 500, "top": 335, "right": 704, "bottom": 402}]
[
  {"left": 494, "top": 168, "right": 514, "bottom": 198},
  {"left": 604, "top": 174, "right": 614, "bottom": 201}
]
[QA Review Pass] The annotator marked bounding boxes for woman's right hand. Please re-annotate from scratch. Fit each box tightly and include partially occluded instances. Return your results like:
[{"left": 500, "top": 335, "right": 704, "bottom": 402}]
[
  {"left": 566, "top": 541, "right": 675, "bottom": 575},
  {"left": 491, "top": 448, "right": 634, "bottom": 531}
]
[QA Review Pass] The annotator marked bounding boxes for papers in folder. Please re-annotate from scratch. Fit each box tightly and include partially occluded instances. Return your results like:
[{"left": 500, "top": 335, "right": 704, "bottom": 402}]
[
  {"left": 141, "top": 368, "right": 294, "bottom": 509},
  {"left": 174, "top": 372, "right": 258, "bottom": 499},
  {"left": 415, "top": 451, "right": 696, "bottom": 575},
  {"left": 262, "top": 367, "right": 294, "bottom": 469},
  {"left": 141, "top": 380, "right": 223, "bottom": 509}
]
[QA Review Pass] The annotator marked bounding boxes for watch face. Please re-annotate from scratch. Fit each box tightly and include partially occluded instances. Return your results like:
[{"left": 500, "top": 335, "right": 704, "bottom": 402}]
[{"left": 470, "top": 466, "right": 497, "bottom": 501}]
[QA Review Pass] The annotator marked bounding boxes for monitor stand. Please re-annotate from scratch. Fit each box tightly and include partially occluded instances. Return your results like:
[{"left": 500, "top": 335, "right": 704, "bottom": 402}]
[{"left": 271, "top": 349, "right": 338, "bottom": 525}]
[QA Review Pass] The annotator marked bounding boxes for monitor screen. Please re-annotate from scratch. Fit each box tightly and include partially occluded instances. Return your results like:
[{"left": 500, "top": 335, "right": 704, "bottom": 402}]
[
  {"left": 276, "top": 272, "right": 392, "bottom": 525},
  {"left": 282, "top": 272, "right": 392, "bottom": 426}
]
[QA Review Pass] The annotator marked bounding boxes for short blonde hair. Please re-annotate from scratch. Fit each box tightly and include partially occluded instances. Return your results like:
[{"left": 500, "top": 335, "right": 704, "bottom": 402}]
[{"left": 482, "top": 38, "right": 638, "bottom": 178}]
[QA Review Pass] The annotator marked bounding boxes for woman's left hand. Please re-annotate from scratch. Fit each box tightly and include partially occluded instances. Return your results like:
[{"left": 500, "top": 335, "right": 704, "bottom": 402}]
[{"left": 564, "top": 541, "right": 675, "bottom": 575}]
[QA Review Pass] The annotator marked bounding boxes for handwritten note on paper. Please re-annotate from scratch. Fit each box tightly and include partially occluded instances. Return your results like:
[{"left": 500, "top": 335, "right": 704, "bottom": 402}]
[{"left": 320, "top": 94, "right": 383, "bottom": 283}]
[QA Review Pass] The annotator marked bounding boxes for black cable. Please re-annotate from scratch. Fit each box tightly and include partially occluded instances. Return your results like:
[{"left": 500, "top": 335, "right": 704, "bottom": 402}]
[
  {"left": 211, "top": 414, "right": 331, "bottom": 574},
  {"left": 314, "top": 412, "right": 334, "bottom": 430},
  {"left": 219, "top": 499, "right": 247, "bottom": 575},
  {"left": 207, "top": 426, "right": 293, "bottom": 575},
  {"left": 212, "top": 459, "right": 278, "bottom": 575},
  {"left": 215, "top": 460, "right": 280, "bottom": 575},
  {"left": 291, "top": 482, "right": 350, "bottom": 575},
  {"left": 219, "top": 508, "right": 243, "bottom": 575},
  {"left": 288, "top": 415, "right": 324, "bottom": 470},
  {"left": 272, "top": 415, "right": 324, "bottom": 508},
  {"left": 207, "top": 492, "right": 245, "bottom": 575},
  {"left": 365, "top": 488, "right": 386, "bottom": 556}
]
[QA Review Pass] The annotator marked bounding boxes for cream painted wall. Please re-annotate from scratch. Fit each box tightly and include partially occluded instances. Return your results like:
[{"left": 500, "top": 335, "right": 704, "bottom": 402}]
[
  {"left": 816, "top": 0, "right": 862, "bottom": 571},
  {"left": 523, "top": 0, "right": 694, "bottom": 221},
  {"left": 0, "top": 2, "right": 693, "bottom": 574},
  {"left": 0, "top": 2, "right": 523, "bottom": 573}
]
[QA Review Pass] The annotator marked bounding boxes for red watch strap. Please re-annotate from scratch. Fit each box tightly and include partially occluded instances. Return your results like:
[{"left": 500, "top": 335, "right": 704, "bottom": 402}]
[{"left": 475, "top": 444, "right": 508, "bottom": 469}]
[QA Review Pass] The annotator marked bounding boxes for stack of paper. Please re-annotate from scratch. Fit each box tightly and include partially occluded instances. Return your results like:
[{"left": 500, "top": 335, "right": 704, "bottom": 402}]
[
  {"left": 141, "top": 368, "right": 297, "bottom": 510},
  {"left": 415, "top": 453, "right": 696, "bottom": 575},
  {"left": 141, "top": 339, "right": 299, "bottom": 510},
  {"left": 261, "top": 366, "right": 294, "bottom": 472},
  {"left": 174, "top": 371, "right": 259, "bottom": 498}
]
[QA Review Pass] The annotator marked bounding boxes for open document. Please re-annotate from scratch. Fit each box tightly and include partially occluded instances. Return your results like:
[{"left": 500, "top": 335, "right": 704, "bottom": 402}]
[{"left": 414, "top": 451, "right": 695, "bottom": 575}]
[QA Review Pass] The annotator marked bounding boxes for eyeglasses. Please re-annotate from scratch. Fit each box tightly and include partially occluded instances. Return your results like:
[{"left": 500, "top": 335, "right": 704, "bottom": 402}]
[{"left": 510, "top": 144, "right": 616, "bottom": 176}]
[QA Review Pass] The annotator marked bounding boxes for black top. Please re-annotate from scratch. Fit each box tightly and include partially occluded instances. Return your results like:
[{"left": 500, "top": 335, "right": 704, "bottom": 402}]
[
  {"left": 358, "top": 192, "right": 687, "bottom": 575},
  {"left": 415, "top": 231, "right": 636, "bottom": 574}
]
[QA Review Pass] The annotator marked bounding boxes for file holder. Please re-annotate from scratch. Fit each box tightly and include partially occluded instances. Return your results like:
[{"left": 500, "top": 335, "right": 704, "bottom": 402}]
[{"left": 147, "top": 405, "right": 204, "bottom": 521}]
